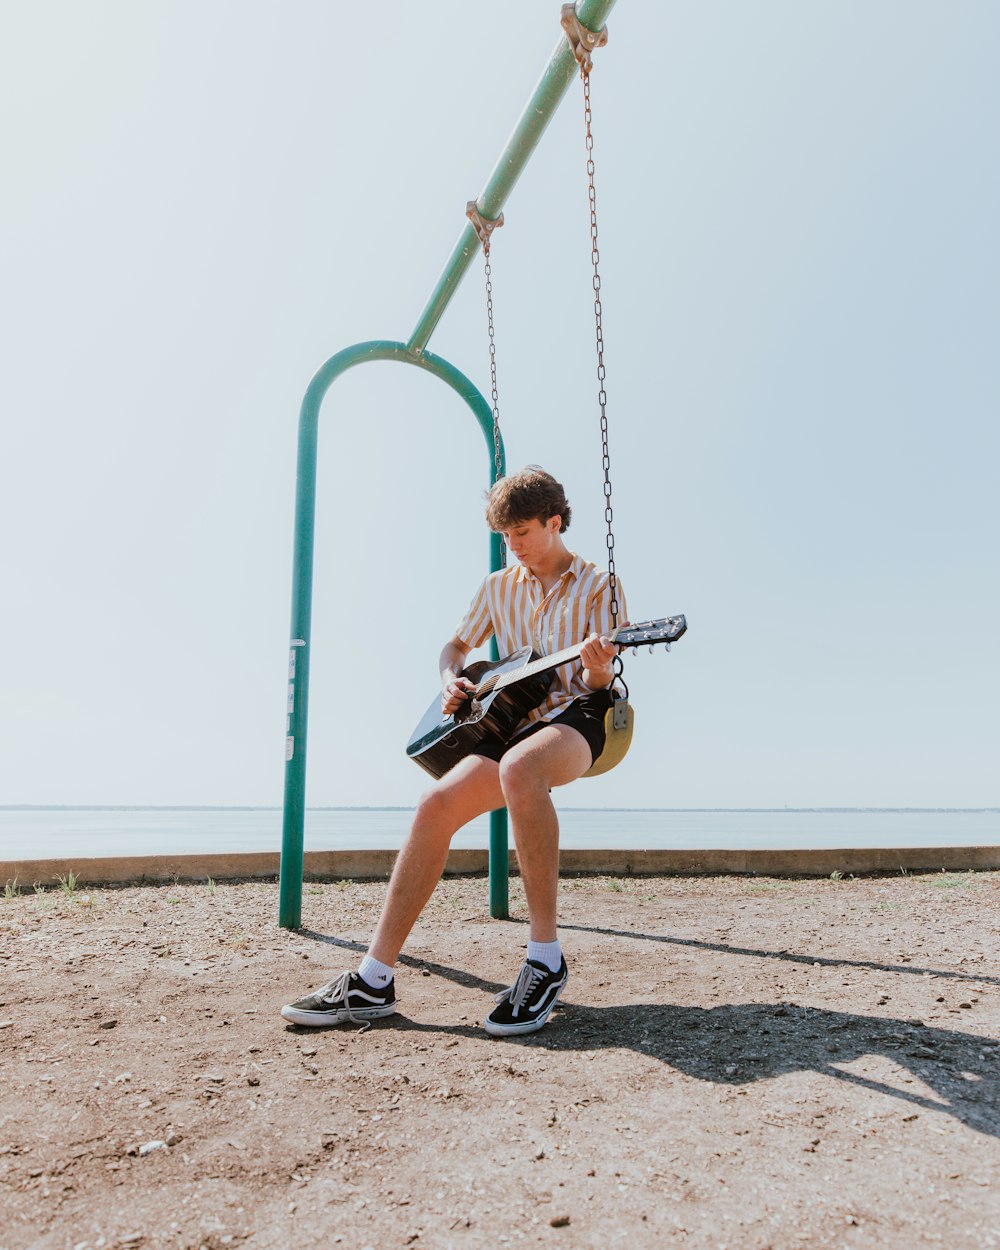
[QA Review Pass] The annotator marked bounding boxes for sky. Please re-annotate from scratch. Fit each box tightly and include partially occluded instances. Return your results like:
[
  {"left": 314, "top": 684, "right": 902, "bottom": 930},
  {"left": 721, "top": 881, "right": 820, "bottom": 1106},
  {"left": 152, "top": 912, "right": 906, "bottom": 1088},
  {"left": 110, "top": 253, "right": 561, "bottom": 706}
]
[{"left": 1, "top": 1, "right": 997, "bottom": 811}]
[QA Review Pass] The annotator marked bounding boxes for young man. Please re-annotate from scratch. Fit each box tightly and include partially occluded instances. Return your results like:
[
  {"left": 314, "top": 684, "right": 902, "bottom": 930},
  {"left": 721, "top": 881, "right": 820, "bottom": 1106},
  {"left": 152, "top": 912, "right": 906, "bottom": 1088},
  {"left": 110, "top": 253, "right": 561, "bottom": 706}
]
[{"left": 281, "top": 466, "right": 626, "bottom": 1036}]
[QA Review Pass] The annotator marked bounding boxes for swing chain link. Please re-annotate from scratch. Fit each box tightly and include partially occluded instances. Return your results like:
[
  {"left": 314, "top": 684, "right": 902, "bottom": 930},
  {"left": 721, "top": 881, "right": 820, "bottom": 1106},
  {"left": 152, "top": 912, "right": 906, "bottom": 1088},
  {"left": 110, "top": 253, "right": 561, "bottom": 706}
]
[
  {"left": 581, "top": 63, "right": 619, "bottom": 631},
  {"left": 483, "top": 242, "right": 504, "bottom": 486},
  {"left": 467, "top": 200, "right": 507, "bottom": 567},
  {"left": 483, "top": 238, "right": 507, "bottom": 568}
]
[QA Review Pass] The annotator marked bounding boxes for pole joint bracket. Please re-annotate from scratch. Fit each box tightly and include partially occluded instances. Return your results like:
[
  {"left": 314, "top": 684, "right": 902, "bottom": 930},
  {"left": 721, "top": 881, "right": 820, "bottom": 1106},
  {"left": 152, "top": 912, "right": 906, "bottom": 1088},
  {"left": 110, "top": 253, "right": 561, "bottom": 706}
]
[
  {"left": 466, "top": 201, "right": 504, "bottom": 250},
  {"left": 560, "top": 4, "right": 609, "bottom": 74}
]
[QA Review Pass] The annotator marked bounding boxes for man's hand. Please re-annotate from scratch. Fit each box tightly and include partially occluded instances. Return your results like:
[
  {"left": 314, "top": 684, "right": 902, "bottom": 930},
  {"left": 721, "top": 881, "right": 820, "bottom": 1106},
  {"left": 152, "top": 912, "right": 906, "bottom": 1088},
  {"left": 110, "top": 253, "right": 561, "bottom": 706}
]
[
  {"left": 439, "top": 637, "right": 474, "bottom": 716},
  {"left": 580, "top": 632, "right": 619, "bottom": 689},
  {"left": 442, "top": 676, "right": 476, "bottom": 716}
]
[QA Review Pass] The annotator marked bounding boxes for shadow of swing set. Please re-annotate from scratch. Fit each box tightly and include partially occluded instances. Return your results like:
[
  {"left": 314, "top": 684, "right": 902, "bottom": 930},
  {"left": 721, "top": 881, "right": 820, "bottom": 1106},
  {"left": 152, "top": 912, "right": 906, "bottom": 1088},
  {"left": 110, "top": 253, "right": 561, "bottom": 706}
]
[{"left": 279, "top": 3, "right": 687, "bottom": 929}]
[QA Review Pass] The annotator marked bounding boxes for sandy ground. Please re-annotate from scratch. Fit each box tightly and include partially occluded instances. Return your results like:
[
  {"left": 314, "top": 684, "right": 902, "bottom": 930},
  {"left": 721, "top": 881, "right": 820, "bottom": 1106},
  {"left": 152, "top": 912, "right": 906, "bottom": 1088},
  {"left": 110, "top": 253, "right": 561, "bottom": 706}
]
[{"left": 1, "top": 869, "right": 998, "bottom": 1250}]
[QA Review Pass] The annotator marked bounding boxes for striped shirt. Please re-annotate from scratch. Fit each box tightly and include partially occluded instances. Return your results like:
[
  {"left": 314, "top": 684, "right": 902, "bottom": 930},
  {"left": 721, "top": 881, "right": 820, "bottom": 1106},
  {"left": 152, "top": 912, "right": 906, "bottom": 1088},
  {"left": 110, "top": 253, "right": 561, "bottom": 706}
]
[{"left": 454, "top": 553, "right": 627, "bottom": 727}]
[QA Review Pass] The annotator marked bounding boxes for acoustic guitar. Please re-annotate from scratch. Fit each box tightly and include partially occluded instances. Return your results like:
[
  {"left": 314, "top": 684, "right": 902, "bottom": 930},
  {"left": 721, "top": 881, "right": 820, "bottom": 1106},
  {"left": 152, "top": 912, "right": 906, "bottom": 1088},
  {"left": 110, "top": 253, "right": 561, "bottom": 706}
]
[{"left": 405, "top": 615, "right": 687, "bottom": 778}]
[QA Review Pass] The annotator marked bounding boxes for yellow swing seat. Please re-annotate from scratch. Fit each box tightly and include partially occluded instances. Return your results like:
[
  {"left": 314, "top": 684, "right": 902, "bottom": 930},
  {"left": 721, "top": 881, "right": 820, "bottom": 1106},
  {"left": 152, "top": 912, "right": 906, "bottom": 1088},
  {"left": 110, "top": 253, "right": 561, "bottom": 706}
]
[{"left": 582, "top": 685, "right": 633, "bottom": 778}]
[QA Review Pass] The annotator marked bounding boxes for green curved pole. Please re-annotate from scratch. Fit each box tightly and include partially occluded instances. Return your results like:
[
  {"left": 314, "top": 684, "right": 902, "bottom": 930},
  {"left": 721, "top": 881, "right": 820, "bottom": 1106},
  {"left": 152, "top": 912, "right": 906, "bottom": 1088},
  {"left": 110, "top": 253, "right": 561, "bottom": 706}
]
[{"left": 278, "top": 341, "right": 508, "bottom": 929}]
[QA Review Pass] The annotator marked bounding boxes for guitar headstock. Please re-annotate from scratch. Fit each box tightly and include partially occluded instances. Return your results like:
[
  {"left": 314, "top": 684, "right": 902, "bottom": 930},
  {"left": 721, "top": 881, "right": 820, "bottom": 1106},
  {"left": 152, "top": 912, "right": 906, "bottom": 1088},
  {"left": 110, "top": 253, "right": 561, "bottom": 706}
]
[{"left": 612, "top": 615, "right": 687, "bottom": 650}]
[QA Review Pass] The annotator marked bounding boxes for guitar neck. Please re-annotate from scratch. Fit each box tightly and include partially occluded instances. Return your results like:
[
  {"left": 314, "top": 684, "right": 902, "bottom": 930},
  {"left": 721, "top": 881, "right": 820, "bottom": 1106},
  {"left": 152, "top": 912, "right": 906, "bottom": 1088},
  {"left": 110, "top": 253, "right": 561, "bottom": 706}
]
[
  {"left": 470, "top": 616, "right": 686, "bottom": 701},
  {"left": 507, "top": 641, "right": 592, "bottom": 687},
  {"left": 477, "top": 636, "right": 610, "bottom": 700}
]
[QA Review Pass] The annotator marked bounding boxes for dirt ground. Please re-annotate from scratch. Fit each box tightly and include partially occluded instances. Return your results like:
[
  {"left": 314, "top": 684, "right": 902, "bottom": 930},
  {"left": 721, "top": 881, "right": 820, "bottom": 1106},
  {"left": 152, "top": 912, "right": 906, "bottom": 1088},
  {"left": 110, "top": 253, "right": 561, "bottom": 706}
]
[{"left": 1, "top": 869, "right": 998, "bottom": 1250}]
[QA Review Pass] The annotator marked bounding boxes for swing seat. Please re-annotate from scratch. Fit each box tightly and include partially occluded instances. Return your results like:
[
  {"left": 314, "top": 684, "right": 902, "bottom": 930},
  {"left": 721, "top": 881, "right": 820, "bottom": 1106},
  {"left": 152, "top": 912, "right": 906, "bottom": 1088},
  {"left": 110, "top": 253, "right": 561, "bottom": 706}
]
[{"left": 582, "top": 689, "right": 633, "bottom": 777}]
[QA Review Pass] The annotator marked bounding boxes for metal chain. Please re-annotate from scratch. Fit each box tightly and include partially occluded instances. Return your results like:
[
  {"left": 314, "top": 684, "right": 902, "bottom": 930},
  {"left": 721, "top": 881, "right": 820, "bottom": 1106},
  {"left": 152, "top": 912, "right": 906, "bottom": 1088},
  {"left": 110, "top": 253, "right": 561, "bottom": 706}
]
[
  {"left": 582, "top": 65, "right": 618, "bottom": 630},
  {"left": 483, "top": 237, "right": 506, "bottom": 568}
]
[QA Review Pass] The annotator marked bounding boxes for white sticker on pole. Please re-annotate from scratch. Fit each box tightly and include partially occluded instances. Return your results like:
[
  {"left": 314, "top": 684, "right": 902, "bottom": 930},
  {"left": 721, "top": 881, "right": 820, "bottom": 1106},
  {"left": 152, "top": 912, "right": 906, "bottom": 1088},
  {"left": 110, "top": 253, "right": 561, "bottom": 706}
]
[
  {"left": 285, "top": 735, "right": 294, "bottom": 762},
  {"left": 287, "top": 683, "right": 295, "bottom": 713}
]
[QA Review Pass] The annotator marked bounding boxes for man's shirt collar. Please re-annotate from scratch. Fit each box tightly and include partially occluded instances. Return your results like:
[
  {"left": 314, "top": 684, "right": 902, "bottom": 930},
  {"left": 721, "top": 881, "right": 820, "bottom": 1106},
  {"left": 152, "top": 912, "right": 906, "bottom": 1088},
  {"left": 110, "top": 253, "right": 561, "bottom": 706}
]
[{"left": 515, "top": 552, "right": 584, "bottom": 585}]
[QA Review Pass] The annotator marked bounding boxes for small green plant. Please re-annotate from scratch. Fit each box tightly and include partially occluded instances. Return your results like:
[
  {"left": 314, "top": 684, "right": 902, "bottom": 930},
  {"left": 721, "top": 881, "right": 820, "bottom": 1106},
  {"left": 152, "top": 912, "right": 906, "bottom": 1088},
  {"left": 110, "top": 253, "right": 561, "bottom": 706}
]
[
  {"left": 165, "top": 895, "right": 181, "bottom": 905},
  {"left": 3, "top": 877, "right": 20, "bottom": 900},
  {"left": 308, "top": 885, "right": 324, "bottom": 895},
  {"left": 606, "top": 878, "right": 624, "bottom": 893},
  {"left": 57, "top": 871, "right": 78, "bottom": 896},
  {"left": 929, "top": 871, "right": 980, "bottom": 890},
  {"left": 830, "top": 871, "right": 843, "bottom": 881},
  {"left": 206, "top": 877, "right": 217, "bottom": 894},
  {"left": 34, "top": 883, "right": 45, "bottom": 896}
]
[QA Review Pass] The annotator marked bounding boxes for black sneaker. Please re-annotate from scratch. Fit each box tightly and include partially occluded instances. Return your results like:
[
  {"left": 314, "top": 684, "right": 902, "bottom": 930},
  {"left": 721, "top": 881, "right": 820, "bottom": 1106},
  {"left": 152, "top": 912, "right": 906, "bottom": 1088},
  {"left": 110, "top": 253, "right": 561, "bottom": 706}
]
[
  {"left": 280, "top": 970, "right": 396, "bottom": 1027},
  {"left": 485, "top": 958, "right": 568, "bottom": 1037}
]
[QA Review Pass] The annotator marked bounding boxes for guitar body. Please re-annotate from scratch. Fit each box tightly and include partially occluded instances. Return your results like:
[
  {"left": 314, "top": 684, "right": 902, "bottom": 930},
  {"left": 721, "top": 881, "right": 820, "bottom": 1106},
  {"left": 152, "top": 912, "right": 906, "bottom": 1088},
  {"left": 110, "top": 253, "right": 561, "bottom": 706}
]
[{"left": 406, "top": 648, "right": 554, "bottom": 779}]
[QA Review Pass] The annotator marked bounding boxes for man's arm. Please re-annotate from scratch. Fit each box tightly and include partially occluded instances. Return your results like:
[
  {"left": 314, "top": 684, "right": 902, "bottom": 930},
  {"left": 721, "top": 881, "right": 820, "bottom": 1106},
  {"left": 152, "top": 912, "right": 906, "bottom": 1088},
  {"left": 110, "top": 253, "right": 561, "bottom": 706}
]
[
  {"left": 440, "top": 636, "right": 474, "bottom": 714},
  {"left": 580, "top": 573, "right": 626, "bottom": 690},
  {"left": 580, "top": 634, "right": 618, "bottom": 690}
]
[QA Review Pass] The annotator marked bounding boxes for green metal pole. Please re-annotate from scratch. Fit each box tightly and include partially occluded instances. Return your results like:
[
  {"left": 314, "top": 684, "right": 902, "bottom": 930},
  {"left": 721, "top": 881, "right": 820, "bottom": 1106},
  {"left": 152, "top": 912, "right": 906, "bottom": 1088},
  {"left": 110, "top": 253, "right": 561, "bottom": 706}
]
[
  {"left": 278, "top": 342, "right": 506, "bottom": 929},
  {"left": 407, "top": 0, "right": 617, "bottom": 356}
]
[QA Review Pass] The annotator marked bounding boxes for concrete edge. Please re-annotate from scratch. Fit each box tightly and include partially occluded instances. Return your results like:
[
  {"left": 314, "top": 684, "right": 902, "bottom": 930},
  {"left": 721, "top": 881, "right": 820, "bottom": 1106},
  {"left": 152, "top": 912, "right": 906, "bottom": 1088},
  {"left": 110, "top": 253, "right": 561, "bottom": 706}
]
[{"left": 1, "top": 846, "right": 997, "bottom": 888}]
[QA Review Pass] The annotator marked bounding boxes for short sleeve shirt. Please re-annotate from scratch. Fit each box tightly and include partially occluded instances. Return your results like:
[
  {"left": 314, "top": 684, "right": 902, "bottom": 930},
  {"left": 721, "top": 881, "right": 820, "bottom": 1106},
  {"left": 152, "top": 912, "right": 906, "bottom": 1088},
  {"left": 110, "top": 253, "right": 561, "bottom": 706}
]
[{"left": 454, "top": 553, "right": 626, "bottom": 727}]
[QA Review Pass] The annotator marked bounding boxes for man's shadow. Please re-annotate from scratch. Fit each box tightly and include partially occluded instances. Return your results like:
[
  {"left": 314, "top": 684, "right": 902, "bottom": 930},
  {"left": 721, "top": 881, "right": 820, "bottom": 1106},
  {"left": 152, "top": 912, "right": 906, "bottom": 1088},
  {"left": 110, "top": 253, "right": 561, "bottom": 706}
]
[{"left": 295, "top": 925, "right": 998, "bottom": 1140}]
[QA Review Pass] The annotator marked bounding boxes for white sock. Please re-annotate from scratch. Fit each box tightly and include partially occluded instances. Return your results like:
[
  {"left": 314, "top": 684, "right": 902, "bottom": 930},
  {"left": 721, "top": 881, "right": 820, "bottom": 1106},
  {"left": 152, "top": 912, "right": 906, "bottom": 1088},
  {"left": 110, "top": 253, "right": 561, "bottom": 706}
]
[
  {"left": 358, "top": 954, "right": 394, "bottom": 987},
  {"left": 527, "top": 939, "right": 563, "bottom": 973}
]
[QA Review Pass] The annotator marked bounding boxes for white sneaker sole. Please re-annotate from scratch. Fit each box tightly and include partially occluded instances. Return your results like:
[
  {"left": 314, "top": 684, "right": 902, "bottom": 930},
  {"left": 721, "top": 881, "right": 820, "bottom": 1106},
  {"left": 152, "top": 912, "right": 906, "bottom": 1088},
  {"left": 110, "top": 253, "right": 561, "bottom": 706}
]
[{"left": 280, "top": 1002, "right": 396, "bottom": 1028}]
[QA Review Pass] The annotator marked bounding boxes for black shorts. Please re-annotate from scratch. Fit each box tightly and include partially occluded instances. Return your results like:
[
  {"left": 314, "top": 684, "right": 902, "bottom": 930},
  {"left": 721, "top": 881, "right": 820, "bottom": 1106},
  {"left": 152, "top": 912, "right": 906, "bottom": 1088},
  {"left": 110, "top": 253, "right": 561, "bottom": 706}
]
[{"left": 470, "top": 690, "right": 613, "bottom": 767}]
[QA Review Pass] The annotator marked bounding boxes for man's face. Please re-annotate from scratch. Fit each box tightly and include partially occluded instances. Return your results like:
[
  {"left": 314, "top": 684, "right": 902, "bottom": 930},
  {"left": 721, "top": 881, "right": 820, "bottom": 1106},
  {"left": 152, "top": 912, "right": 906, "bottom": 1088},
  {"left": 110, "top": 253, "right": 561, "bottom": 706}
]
[{"left": 498, "top": 515, "right": 562, "bottom": 569}]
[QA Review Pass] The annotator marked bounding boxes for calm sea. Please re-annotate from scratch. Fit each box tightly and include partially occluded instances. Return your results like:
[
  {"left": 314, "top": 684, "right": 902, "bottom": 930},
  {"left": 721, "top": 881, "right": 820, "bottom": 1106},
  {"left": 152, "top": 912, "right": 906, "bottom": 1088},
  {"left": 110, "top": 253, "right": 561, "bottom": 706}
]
[{"left": 0, "top": 807, "right": 996, "bottom": 859}]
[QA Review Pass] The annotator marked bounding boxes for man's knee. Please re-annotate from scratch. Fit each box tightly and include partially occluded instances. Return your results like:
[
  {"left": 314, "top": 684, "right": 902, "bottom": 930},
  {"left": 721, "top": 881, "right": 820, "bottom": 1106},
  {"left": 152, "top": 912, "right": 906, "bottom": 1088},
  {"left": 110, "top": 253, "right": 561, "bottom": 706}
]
[
  {"left": 413, "top": 762, "right": 497, "bottom": 830},
  {"left": 498, "top": 753, "right": 549, "bottom": 804},
  {"left": 414, "top": 785, "right": 452, "bottom": 827}
]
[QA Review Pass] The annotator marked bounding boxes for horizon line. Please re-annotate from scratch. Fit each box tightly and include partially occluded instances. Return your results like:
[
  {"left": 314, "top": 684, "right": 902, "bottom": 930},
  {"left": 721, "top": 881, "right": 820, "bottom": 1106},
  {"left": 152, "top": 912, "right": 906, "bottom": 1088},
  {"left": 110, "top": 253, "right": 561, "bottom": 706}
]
[{"left": 2, "top": 805, "right": 997, "bottom": 815}]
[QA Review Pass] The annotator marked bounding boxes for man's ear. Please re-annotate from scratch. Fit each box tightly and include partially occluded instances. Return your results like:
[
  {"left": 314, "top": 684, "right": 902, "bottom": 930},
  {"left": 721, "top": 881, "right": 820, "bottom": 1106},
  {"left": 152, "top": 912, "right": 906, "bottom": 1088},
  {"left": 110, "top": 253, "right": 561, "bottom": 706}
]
[{"left": 548, "top": 514, "right": 562, "bottom": 535}]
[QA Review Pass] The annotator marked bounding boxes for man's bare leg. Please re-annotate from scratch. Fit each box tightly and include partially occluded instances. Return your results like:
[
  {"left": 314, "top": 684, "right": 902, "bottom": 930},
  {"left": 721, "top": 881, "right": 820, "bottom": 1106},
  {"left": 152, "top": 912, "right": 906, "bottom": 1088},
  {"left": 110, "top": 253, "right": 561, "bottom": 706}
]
[
  {"left": 481, "top": 725, "right": 591, "bottom": 1036},
  {"left": 367, "top": 755, "right": 504, "bottom": 966},
  {"left": 280, "top": 755, "right": 504, "bottom": 1028},
  {"left": 498, "top": 725, "right": 593, "bottom": 943}
]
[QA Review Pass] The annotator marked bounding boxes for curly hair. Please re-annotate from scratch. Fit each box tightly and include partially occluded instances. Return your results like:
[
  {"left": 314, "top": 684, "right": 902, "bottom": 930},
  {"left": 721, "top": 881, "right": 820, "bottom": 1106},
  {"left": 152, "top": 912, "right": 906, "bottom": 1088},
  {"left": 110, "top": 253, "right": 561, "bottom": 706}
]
[{"left": 485, "top": 466, "right": 572, "bottom": 533}]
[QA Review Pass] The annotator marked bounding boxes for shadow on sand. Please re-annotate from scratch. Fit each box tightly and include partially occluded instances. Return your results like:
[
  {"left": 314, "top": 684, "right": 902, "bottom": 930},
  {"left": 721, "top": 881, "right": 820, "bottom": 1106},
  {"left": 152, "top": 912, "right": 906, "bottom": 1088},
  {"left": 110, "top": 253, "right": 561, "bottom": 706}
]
[{"left": 294, "top": 924, "right": 998, "bottom": 1140}]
